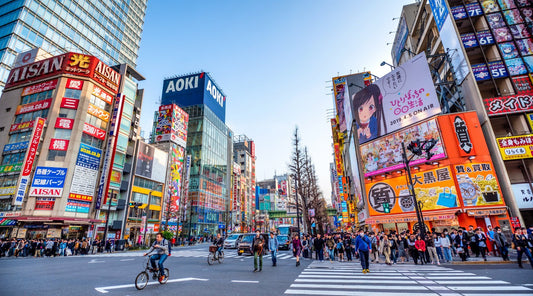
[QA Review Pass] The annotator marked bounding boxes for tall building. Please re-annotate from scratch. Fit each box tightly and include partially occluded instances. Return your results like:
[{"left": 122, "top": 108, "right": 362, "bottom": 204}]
[
  {"left": 0, "top": 0, "right": 147, "bottom": 93},
  {"left": 392, "top": 0, "right": 529, "bottom": 228},
  {"left": 233, "top": 135, "right": 256, "bottom": 232},
  {"left": 160, "top": 72, "right": 232, "bottom": 236},
  {"left": 0, "top": 52, "right": 144, "bottom": 239}
]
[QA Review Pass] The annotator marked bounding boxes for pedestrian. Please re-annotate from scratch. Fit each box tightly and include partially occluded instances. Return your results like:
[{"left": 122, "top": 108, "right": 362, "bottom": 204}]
[
  {"left": 454, "top": 230, "right": 467, "bottom": 262},
  {"left": 354, "top": 229, "right": 372, "bottom": 273},
  {"left": 344, "top": 235, "right": 353, "bottom": 261},
  {"left": 486, "top": 225, "right": 498, "bottom": 256},
  {"left": 512, "top": 227, "right": 533, "bottom": 269},
  {"left": 313, "top": 233, "right": 324, "bottom": 261},
  {"left": 325, "top": 234, "right": 335, "bottom": 261},
  {"left": 494, "top": 226, "right": 509, "bottom": 261},
  {"left": 467, "top": 225, "right": 477, "bottom": 257},
  {"left": 252, "top": 230, "right": 264, "bottom": 272},
  {"left": 398, "top": 233, "right": 408, "bottom": 263},
  {"left": 269, "top": 232, "right": 279, "bottom": 267},
  {"left": 407, "top": 234, "right": 417, "bottom": 263},
  {"left": 426, "top": 233, "right": 439, "bottom": 265},
  {"left": 370, "top": 232, "right": 380, "bottom": 263},
  {"left": 292, "top": 234, "right": 303, "bottom": 266},
  {"left": 474, "top": 228, "right": 488, "bottom": 261},
  {"left": 415, "top": 235, "right": 426, "bottom": 265},
  {"left": 381, "top": 235, "right": 392, "bottom": 265},
  {"left": 441, "top": 232, "right": 452, "bottom": 263},
  {"left": 336, "top": 238, "right": 345, "bottom": 262},
  {"left": 390, "top": 234, "right": 398, "bottom": 264}
]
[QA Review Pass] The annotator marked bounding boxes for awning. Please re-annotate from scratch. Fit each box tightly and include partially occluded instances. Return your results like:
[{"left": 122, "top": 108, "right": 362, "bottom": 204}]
[
  {"left": 365, "top": 210, "right": 459, "bottom": 225},
  {"left": 466, "top": 207, "right": 507, "bottom": 217}
]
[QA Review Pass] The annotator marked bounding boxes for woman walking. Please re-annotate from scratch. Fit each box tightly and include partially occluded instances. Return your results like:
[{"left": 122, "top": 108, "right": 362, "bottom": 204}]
[
  {"left": 292, "top": 234, "right": 303, "bottom": 267},
  {"left": 415, "top": 235, "right": 426, "bottom": 265}
]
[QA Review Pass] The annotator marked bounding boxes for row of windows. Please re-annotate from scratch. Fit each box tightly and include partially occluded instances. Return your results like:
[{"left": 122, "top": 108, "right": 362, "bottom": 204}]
[
  {"left": 85, "top": 113, "right": 107, "bottom": 130},
  {"left": 0, "top": 175, "right": 18, "bottom": 187},
  {"left": 53, "top": 129, "right": 71, "bottom": 140},
  {"left": 64, "top": 88, "right": 81, "bottom": 99},
  {"left": 89, "top": 94, "right": 108, "bottom": 110},
  {"left": 1, "top": 152, "right": 25, "bottom": 165},
  {"left": 81, "top": 132, "right": 103, "bottom": 149},
  {"left": 58, "top": 108, "right": 76, "bottom": 120},
  {"left": 133, "top": 177, "right": 163, "bottom": 191},
  {"left": 14, "top": 109, "right": 48, "bottom": 124},
  {"left": 8, "top": 131, "right": 31, "bottom": 144},
  {"left": 46, "top": 149, "right": 66, "bottom": 162},
  {"left": 21, "top": 89, "right": 53, "bottom": 105}
]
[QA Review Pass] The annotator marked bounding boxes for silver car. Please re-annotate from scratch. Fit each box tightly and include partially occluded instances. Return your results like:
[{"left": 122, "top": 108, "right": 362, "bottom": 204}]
[{"left": 223, "top": 233, "right": 243, "bottom": 249}]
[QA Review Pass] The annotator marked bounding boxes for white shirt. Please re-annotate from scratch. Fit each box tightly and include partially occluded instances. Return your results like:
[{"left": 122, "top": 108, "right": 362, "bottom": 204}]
[{"left": 441, "top": 236, "right": 451, "bottom": 248}]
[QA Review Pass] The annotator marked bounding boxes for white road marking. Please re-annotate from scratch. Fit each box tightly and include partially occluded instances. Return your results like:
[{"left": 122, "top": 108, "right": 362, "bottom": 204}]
[
  {"left": 435, "top": 280, "right": 510, "bottom": 285},
  {"left": 285, "top": 290, "right": 438, "bottom": 296},
  {"left": 94, "top": 277, "right": 209, "bottom": 293},
  {"left": 290, "top": 284, "right": 428, "bottom": 290},
  {"left": 447, "top": 286, "right": 532, "bottom": 291},
  {"left": 295, "top": 279, "right": 417, "bottom": 284},
  {"left": 119, "top": 259, "right": 135, "bottom": 261},
  {"left": 89, "top": 259, "right": 105, "bottom": 263},
  {"left": 231, "top": 280, "right": 259, "bottom": 283}
]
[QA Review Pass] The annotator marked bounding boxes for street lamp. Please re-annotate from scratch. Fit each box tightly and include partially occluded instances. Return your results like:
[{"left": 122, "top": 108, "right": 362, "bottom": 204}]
[
  {"left": 380, "top": 61, "right": 395, "bottom": 71},
  {"left": 401, "top": 138, "right": 437, "bottom": 240}
]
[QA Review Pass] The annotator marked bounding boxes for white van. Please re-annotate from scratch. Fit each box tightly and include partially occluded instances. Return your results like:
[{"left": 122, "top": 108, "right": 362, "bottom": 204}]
[{"left": 224, "top": 233, "right": 244, "bottom": 249}]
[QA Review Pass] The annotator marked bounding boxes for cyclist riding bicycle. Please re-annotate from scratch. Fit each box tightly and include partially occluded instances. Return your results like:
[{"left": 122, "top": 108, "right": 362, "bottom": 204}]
[
  {"left": 143, "top": 232, "right": 169, "bottom": 282},
  {"left": 214, "top": 233, "right": 224, "bottom": 259}
]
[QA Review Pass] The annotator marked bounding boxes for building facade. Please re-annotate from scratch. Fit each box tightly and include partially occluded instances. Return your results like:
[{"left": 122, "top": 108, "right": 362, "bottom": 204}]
[
  {"left": 0, "top": 0, "right": 147, "bottom": 93},
  {"left": 233, "top": 135, "right": 256, "bottom": 232},
  {"left": 160, "top": 72, "right": 232, "bottom": 236},
  {"left": 0, "top": 51, "right": 144, "bottom": 239}
]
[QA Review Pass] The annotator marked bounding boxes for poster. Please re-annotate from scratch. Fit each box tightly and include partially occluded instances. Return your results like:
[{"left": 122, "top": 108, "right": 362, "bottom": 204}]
[
  {"left": 332, "top": 77, "right": 348, "bottom": 134},
  {"left": 512, "top": 75, "right": 533, "bottom": 93},
  {"left": 29, "top": 167, "right": 67, "bottom": 197},
  {"left": 505, "top": 58, "right": 528, "bottom": 75},
  {"left": 365, "top": 166, "right": 458, "bottom": 216},
  {"left": 487, "top": 12, "right": 506, "bottom": 28},
  {"left": 69, "top": 143, "right": 102, "bottom": 202},
  {"left": 360, "top": 118, "right": 445, "bottom": 177},
  {"left": 484, "top": 92, "right": 533, "bottom": 115},
  {"left": 454, "top": 163, "right": 504, "bottom": 207},
  {"left": 511, "top": 183, "right": 533, "bottom": 209},
  {"left": 499, "top": 42, "right": 519, "bottom": 59},
  {"left": 472, "top": 63, "right": 491, "bottom": 81},
  {"left": 351, "top": 53, "right": 441, "bottom": 144},
  {"left": 497, "top": 134, "right": 533, "bottom": 160},
  {"left": 510, "top": 24, "right": 531, "bottom": 38},
  {"left": 494, "top": 27, "right": 513, "bottom": 42}
]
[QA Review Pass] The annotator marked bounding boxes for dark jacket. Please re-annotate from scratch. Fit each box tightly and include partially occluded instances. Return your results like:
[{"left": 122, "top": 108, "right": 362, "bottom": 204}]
[
  {"left": 512, "top": 234, "right": 528, "bottom": 249},
  {"left": 313, "top": 238, "right": 324, "bottom": 250},
  {"left": 474, "top": 233, "right": 487, "bottom": 247},
  {"left": 252, "top": 235, "right": 264, "bottom": 252},
  {"left": 494, "top": 232, "right": 508, "bottom": 248}
]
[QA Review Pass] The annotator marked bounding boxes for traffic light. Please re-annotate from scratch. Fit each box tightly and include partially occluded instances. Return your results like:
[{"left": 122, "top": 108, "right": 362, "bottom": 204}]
[
  {"left": 407, "top": 140, "right": 423, "bottom": 156},
  {"left": 383, "top": 202, "right": 390, "bottom": 213}
]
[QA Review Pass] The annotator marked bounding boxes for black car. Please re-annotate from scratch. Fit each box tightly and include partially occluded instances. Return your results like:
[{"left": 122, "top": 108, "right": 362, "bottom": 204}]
[
  {"left": 277, "top": 235, "right": 290, "bottom": 250},
  {"left": 237, "top": 233, "right": 270, "bottom": 256}
]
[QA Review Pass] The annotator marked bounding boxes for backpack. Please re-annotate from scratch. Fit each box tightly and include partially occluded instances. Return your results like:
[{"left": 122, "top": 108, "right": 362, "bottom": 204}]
[
  {"left": 165, "top": 239, "right": 171, "bottom": 255},
  {"left": 336, "top": 242, "right": 343, "bottom": 249}
]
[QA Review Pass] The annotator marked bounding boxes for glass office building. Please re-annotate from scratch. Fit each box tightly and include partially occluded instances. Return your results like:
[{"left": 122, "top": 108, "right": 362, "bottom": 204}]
[{"left": 0, "top": 0, "right": 147, "bottom": 93}]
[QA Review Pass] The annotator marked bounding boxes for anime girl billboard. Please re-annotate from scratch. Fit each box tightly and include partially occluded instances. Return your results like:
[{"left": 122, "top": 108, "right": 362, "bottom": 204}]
[{"left": 351, "top": 52, "right": 442, "bottom": 144}]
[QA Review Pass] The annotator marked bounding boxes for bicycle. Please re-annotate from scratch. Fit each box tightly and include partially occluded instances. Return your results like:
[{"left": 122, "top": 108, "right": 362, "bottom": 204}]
[
  {"left": 135, "top": 256, "right": 169, "bottom": 290},
  {"left": 207, "top": 245, "right": 224, "bottom": 265}
]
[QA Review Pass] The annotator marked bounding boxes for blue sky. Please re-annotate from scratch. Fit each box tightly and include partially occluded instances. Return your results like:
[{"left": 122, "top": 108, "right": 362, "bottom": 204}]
[{"left": 135, "top": 0, "right": 416, "bottom": 203}]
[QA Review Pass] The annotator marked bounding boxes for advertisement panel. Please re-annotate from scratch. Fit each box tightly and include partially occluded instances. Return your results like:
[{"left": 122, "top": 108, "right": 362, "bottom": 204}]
[
  {"left": 169, "top": 144, "right": 185, "bottom": 215},
  {"left": 69, "top": 143, "right": 102, "bottom": 203},
  {"left": 21, "top": 79, "right": 58, "bottom": 96},
  {"left": 392, "top": 17, "right": 409, "bottom": 64},
  {"left": 135, "top": 142, "right": 167, "bottom": 183},
  {"left": 511, "top": 183, "right": 533, "bottom": 209},
  {"left": 0, "top": 163, "right": 22, "bottom": 174},
  {"left": 83, "top": 123, "right": 106, "bottom": 140},
  {"left": 14, "top": 117, "right": 45, "bottom": 205},
  {"left": 497, "top": 134, "right": 533, "bottom": 160},
  {"left": 49, "top": 139, "right": 69, "bottom": 151},
  {"left": 461, "top": 32, "right": 478, "bottom": 48},
  {"left": 55, "top": 118, "right": 74, "bottom": 129},
  {"left": 454, "top": 162, "right": 504, "bottom": 207},
  {"left": 29, "top": 167, "right": 67, "bottom": 197},
  {"left": 332, "top": 77, "right": 348, "bottom": 134},
  {"left": 35, "top": 197, "right": 55, "bottom": 211},
  {"left": 203, "top": 74, "right": 226, "bottom": 123},
  {"left": 155, "top": 104, "right": 189, "bottom": 147},
  {"left": 3, "top": 141, "right": 29, "bottom": 153},
  {"left": 60, "top": 97, "right": 79, "bottom": 109},
  {"left": 483, "top": 92, "right": 533, "bottom": 115},
  {"left": 0, "top": 186, "right": 16, "bottom": 196},
  {"left": 351, "top": 53, "right": 441, "bottom": 144},
  {"left": 9, "top": 121, "right": 34, "bottom": 133},
  {"left": 366, "top": 166, "right": 458, "bottom": 216},
  {"left": 66, "top": 79, "right": 84, "bottom": 90},
  {"left": 15, "top": 98, "right": 52, "bottom": 115},
  {"left": 65, "top": 199, "right": 90, "bottom": 213},
  {"left": 348, "top": 136, "right": 363, "bottom": 203},
  {"left": 87, "top": 103, "right": 110, "bottom": 122},
  {"left": 512, "top": 75, "right": 533, "bottom": 93},
  {"left": 476, "top": 30, "right": 495, "bottom": 46},
  {"left": 472, "top": 63, "right": 491, "bottom": 81},
  {"left": 360, "top": 118, "right": 445, "bottom": 177},
  {"left": 92, "top": 85, "right": 113, "bottom": 105},
  {"left": 528, "top": 113, "right": 533, "bottom": 131}
]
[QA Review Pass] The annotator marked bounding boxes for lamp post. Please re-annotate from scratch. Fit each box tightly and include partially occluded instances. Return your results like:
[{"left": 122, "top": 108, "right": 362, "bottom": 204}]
[
  {"left": 401, "top": 138, "right": 437, "bottom": 240},
  {"left": 142, "top": 190, "right": 153, "bottom": 247}
]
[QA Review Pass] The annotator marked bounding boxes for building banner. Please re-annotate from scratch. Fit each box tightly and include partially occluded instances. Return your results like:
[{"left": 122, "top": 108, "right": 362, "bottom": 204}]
[
  {"left": 365, "top": 166, "right": 458, "bottom": 216},
  {"left": 351, "top": 53, "right": 441, "bottom": 144},
  {"left": 453, "top": 162, "right": 504, "bottom": 207},
  {"left": 496, "top": 134, "right": 533, "bottom": 160},
  {"left": 65, "top": 199, "right": 90, "bottom": 213},
  {"left": 35, "top": 197, "right": 55, "bottom": 211},
  {"left": 511, "top": 183, "right": 533, "bottom": 209},
  {"left": 29, "top": 167, "right": 67, "bottom": 197},
  {"left": 21, "top": 79, "right": 58, "bottom": 96},
  {"left": 483, "top": 92, "right": 533, "bottom": 115},
  {"left": 14, "top": 117, "right": 45, "bottom": 205},
  {"left": 69, "top": 143, "right": 102, "bottom": 202},
  {"left": 360, "top": 118, "right": 445, "bottom": 177},
  {"left": 169, "top": 144, "right": 185, "bottom": 215}
]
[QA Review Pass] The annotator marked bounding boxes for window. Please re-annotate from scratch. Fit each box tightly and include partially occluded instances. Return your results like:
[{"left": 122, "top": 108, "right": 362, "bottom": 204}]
[
  {"left": 53, "top": 129, "right": 72, "bottom": 140},
  {"left": 64, "top": 88, "right": 81, "bottom": 99},
  {"left": 0, "top": 127, "right": 4, "bottom": 132},
  {"left": 8, "top": 131, "right": 31, "bottom": 144},
  {"left": 47, "top": 150, "right": 66, "bottom": 162},
  {"left": 81, "top": 133, "right": 103, "bottom": 148},
  {"left": 150, "top": 195, "right": 161, "bottom": 205},
  {"left": 85, "top": 113, "right": 107, "bottom": 129},
  {"left": 21, "top": 89, "right": 53, "bottom": 105},
  {"left": 1, "top": 152, "right": 25, "bottom": 165},
  {"left": 58, "top": 108, "right": 76, "bottom": 119}
]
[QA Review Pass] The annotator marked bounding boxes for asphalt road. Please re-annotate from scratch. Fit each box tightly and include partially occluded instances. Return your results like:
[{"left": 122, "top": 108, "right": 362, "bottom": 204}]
[{"left": 1, "top": 244, "right": 532, "bottom": 296}]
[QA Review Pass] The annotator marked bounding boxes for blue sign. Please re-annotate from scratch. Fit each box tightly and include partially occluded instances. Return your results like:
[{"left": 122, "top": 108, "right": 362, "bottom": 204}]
[
  {"left": 428, "top": 0, "right": 448, "bottom": 31},
  {"left": 488, "top": 61, "right": 508, "bottom": 79},
  {"left": 466, "top": 3, "right": 483, "bottom": 17},
  {"left": 162, "top": 72, "right": 226, "bottom": 123},
  {"left": 3, "top": 141, "right": 29, "bottom": 152},
  {"left": 472, "top": 63, "right": 490, "bottom": 81},
  {"left": 31, "top": 167, "right": 67, "bottom": 188},
  {"left": 461, "top": 33, "right": 478, "bottom": 48},
  {"left": 451, "top": 5, "right": 467, "bottom": 20},
  {"left": 477, "top": 30, "right": 494, "bottom": 46},
  {"left": 77, "top": 143, "right": 102, "bottom": 170}
]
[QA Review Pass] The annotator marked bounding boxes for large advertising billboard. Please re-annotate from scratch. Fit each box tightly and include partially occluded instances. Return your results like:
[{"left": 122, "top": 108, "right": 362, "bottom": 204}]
[
  {"left": 360, "top": 117, "right": 446, "bottom": 177},
  {"left": 348, "top": 136, "right": 363, "bottom": 204},
  {"left": 497, "top": 134, "right": 533, "bottom": 160},
  {"left": 29, "top": 167, "right": 68, "bottom": 197},
  {"left": 351, "top": 53, "right": 441, "bottom": 144},
  {"left": 162, "top": 72, "right": 226, "bottom": 123},
  {"left": 332, "top": 77, "right": 348, "bottom": 134},
  {"left": 169, "top": 144, "right": 185, "bottom": 215},
  {"left": 69, "top": 143, "right": 102, "bottom": 202},
  {"left": 454, "top": 162, "right": 504, "bottom": 207},
  {"left": 155, "top": 104, "right": 189, "bottom": 147},
  {"left": 135, "top": 142, "right": 168, "bottom": 183}
]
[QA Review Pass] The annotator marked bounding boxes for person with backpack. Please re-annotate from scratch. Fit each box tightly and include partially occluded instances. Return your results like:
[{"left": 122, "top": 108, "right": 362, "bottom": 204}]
[
  {"left": 512, "top": 227, "right": 533, "bottom": 269},
  {"left": 252, "top": 230, "right": 265, "bottom": 272},
  {"left": 144, "top": 232, "right": 170, "bottom": 282},
  {"left": 336, "top": 238, "right": 345, "bottom": 262}
]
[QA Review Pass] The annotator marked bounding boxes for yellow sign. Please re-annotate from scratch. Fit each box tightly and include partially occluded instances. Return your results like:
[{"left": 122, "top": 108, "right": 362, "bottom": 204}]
[
  {"left": 527, "top": 114, "right": 533, "bottom": 131},
  {"left": 496, "top": 135, "right": 533, "bottom": 160},
  {"left": 453, "top": 162, "right": 504, "bottom": 207},
  {"left": 0, "top": 186, "right": 16, "bottom": 196}
]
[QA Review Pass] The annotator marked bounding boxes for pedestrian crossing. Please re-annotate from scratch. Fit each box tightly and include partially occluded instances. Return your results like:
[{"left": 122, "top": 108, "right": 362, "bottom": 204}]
[
  {"left": 284, "top": 262, "right": 533, "bottom": 295},
  {"left": 80, "top": 249, "right": 296, "bottom": 260}
]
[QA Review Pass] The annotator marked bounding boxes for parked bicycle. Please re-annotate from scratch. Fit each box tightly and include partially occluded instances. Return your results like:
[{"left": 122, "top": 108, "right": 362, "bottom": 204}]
[
  {"left": 207, "top": 245, "right": 224, "bottom": 265},
  {"left": 135, "top": 256, "right": 169, "bottom": 290}
]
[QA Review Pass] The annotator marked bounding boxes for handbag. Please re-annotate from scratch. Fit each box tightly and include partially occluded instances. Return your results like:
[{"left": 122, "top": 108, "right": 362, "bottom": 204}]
[
  {"left": 437, "top": 187, "right": 457, "bottom": 208},
  {"left": 482, "top": 185, "right": 499, "bottom": 202}
]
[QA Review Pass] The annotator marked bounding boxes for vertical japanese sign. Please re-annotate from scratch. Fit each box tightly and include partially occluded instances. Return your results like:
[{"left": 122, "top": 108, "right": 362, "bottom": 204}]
[{"left": 14, "top": 117, "right": 45, "bottom": 205}]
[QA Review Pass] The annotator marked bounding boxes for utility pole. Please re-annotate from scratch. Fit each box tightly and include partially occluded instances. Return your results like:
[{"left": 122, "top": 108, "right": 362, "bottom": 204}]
[{"left": 142, "top": 190, "right": 153, "bottom": 246}]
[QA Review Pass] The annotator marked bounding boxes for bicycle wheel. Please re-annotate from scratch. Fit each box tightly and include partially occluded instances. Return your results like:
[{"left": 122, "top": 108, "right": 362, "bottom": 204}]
[
  {"left": 135, "top": 271, "right": 149, "bottom": 290},
  {"left": 207, "top": 252, "right": 215, "bottom": 265},
  {"left": 159, "top": 268, "right": 169, "bottom": 284},
  {"left": 218, "top": 251, "right": 224, "bottom": 264}
]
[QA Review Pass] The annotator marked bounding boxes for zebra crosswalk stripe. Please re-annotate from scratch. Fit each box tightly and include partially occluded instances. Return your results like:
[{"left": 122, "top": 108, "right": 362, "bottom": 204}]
[{"left": 284, "top": 263, "right": 533, "bottom": 295}]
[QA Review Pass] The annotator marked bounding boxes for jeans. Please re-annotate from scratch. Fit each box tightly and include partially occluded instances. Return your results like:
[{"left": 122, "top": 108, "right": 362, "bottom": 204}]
[
  {"left": 443, "top": 247, "right": 452, "bottom": 262},
  {"left": 436, "top": 246, "right": 444, "bottom": 261},
  {"left": 216, "top": 246, "right": 223, "bottom": 258},
  {"left": 328, "top": 248, "right": 334, "bottom": 260},
  {"left": 150, "top": 254, "right": 168, "bottom": 276},
  {"left": 499, "top": 245, "right": 509, "bottom": 261},
  {"left": 517, "top": 247, "right": 533, "bottom": 268},
  {"left": 254, "top": 251, "right": 263, "bottom": 269},
  {"left": 316, "top": 249, "right": 324, "bottom": 261},
  {"left": 359, "top": 250, "right": 369, "bottom": 270},
  {"left": 270, "top": 250, "right": 277, "bottom": 265}
]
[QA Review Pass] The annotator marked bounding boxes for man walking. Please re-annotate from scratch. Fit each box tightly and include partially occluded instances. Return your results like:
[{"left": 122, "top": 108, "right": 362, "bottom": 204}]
[
  {"left": 252, "top": 230, "right": 264, "bottom": 272},
  {"left": 313, "top": 234, "right": 324, "bottom": 261},
  {"left": 268, "top": 232, "right": 279, "bottom": 267},
  {"left": 355, "top": 229, "right": 372, "bottom": 273}
]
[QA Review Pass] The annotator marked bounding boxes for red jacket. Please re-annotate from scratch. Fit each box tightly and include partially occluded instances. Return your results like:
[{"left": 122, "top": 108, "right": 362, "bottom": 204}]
[{"left": 415, "top": 239, "right": 426, "bottom": 251}]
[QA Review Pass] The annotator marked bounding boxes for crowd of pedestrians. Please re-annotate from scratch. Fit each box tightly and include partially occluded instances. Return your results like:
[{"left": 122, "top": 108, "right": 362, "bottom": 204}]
[
  {"left": 289, "top": 225, "right": 533, "bottom": 272},
  {"left": 0, "top": 238, "right": 117, "bottom": 258}
]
